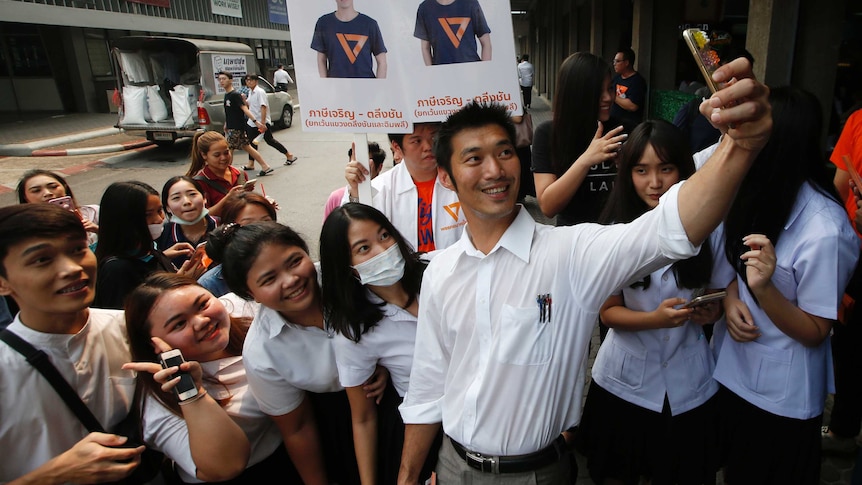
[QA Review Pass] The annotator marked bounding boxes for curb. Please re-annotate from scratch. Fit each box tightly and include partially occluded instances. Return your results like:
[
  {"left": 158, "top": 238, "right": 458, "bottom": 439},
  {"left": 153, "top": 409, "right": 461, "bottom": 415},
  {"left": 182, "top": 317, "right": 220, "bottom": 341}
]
[
  {"left": 31, "top": 139, "right": 154, "bottom": 157},
  {"left": 0, "top": 127, "right": 122, "bottom": 156}
]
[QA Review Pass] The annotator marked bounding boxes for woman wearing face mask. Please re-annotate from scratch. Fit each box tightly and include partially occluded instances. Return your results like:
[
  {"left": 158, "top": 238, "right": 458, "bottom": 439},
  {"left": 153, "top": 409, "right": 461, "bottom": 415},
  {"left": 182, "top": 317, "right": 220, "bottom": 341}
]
[
  {"left": 319, "top": 203, "right": 440, "bottom": 485},
  {"left": 158, "top": 176, "right": 220, "bottom": 269},
  {"left": 93, "top": 181, "right": 206, "bottom": 310},
  {"left": 212, "top": 221, "right": 390, "bottom": 485}
]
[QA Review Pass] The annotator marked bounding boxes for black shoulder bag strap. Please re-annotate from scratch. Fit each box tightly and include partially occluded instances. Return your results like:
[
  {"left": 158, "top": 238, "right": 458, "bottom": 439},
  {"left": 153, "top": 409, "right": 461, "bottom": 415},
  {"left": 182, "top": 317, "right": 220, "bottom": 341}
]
[
  {"left": 193, "top": 175, "right": 229, "bottom": 196},
  {"left": 0, "top": 329, "right": 105, "bottom": 433}
]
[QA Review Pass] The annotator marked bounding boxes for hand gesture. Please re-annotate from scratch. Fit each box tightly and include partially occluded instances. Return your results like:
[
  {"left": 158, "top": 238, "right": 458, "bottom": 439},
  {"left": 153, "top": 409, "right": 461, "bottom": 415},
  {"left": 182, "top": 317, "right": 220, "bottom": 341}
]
[
  {"left": 163, "top": 242, "right": 194, "bottom": 261},
  {"left": 122, "top": 337, "right": 204, "bottom": 394},
  {"left": 577, "top": 123, "right": 626, "bottom": 169},
  {"left": 345, "top": 142, "right": 368, "bottom": 197},
  {"left": 698, "top": 57, "right": 772, "bottom": 152},
  {"left": 689, "top": 299, "right": 723, "bottom": 326},
  {"left": 740, "top": 234, "right": 776, "bottom": 293},
  {"left": 653, "top": 297, "right": 692, "bottom": 328},
  {"left": 48, "top": 432, "right": 144, "bottom": 484},
  {"left": 361, "top": 364, "right": 390, "bottom": 404},
  {"left": 176, "top": 246, "right": 207, "bottom": 279},
  {"left": 723, "top": 288, "right": 760, "bottom": 342}
]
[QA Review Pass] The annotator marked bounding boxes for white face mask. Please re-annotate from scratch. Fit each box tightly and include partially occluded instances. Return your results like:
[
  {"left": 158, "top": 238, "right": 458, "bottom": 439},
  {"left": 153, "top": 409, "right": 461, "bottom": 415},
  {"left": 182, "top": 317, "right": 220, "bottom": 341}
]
[
  {"left": 170, "top": 207, "right": 209, "bottom": 226},
  {"left": 352, "top": 243, "right": 405, "bottom": 287},
  {"left": 148, "top": 223, "right": 165, "bottom": 240}
]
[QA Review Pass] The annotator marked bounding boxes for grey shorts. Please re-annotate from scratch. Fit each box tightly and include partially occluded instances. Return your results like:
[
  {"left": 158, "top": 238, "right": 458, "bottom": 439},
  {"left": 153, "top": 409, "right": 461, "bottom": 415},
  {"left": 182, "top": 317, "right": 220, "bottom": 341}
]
[{"left": 225, "top": 129, "right": 249, "bottom": 150}]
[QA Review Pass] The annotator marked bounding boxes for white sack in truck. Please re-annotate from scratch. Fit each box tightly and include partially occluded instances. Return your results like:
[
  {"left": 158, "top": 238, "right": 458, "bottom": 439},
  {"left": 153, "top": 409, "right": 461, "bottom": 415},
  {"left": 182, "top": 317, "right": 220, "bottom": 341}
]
[
  {"left": 147, "top": 85, "right": 169, "bottom": 122},
  {"left": 121, "top": 85, "right": 148, "bottom": 125},
  {"left": 170, "top": 85, "right": 195, "bottom": 128}
]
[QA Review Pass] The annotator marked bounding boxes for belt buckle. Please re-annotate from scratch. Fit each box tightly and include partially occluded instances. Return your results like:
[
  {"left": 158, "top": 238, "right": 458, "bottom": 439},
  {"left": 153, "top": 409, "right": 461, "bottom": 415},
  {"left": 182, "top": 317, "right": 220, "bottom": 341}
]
[{"left": 465, "top": 450, "right": 500, "bottom": 474}]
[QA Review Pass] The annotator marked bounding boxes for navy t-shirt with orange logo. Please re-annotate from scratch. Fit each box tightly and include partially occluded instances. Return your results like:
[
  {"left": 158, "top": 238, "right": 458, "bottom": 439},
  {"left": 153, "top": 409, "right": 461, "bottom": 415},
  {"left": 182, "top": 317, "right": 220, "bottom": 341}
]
[
  {"left": 311, "top": 12, "right": 387, "bottom": 79},
  {"left": 414, "top": 0, "right": 491, "bottom": 65}
]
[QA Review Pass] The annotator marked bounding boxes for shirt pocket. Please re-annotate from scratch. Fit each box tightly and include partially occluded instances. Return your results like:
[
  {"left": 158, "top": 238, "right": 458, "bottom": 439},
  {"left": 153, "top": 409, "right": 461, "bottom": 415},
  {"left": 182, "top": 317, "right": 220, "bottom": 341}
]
[
  {"left": 605, "top": 338, "right": 647, "bottom": 390},
  {"left": 739, "top": 340, "right": 792, "bottom": 402},
  {"left": 496, "top": 304, "right": 552, "bottom": 366},
  {"left": 682, "top": 344, "right": 714, "bottom": 393}
]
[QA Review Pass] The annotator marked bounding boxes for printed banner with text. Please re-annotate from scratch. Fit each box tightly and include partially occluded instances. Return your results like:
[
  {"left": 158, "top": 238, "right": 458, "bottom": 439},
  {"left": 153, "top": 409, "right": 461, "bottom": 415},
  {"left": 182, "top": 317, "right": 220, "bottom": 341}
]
[{"left": 286, "top": 0, "right": 521, "bottom": 133}]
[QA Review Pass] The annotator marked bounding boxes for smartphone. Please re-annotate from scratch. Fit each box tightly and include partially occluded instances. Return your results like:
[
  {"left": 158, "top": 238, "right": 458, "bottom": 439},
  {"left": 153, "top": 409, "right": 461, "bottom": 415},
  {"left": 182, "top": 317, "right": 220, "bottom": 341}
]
[
  {"left": 844, "top": 155, "right": 862, "bottom": 192},
  {"left": 684, "top": 290, "right": 728, "bottom": 309},
  {"left": 243, "top": 178, "right": 257, "bottom": 190},
  {"left": 159, "top": 349, "right": 198, "bottom": 401},
  {"left": 47, "top": 196, "right": 77, "bottom": 212},
  {"left": 682, "top": 28, "right": 723, "bottom": 94}
]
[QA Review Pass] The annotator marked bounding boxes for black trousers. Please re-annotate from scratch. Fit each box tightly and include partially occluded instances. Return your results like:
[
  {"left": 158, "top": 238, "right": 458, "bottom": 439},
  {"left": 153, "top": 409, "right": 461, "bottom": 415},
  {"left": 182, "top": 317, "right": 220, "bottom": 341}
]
[
  {"left": 521, "top": 84, "right": 533, "bottom": 107},
  {"left": 245, "top": 123, "right": 288, "bottom": 160}
]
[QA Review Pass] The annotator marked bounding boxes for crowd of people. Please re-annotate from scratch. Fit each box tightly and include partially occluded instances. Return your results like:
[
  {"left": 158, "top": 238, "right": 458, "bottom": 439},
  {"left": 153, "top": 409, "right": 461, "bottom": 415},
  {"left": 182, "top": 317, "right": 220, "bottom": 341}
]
[{"left": 0, "top": 50, "right": 860, "bottom": 485}]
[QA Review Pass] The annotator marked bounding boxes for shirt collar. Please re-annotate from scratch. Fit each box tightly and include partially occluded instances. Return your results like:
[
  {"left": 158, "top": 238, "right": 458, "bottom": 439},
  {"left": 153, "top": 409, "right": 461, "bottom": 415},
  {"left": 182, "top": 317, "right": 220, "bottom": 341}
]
[
  {"left": 444, "top": 205, "right": 534, "bottom": 272},
  {"left": 784, "top": 182, "right": 814, "bottom": 230}
]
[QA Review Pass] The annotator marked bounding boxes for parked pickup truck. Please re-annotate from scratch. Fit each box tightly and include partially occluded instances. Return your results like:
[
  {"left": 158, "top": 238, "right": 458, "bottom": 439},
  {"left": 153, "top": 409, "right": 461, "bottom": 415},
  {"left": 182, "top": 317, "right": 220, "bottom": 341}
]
[{"left": 112, "top": 36, "right": 294, "bottom": 147}]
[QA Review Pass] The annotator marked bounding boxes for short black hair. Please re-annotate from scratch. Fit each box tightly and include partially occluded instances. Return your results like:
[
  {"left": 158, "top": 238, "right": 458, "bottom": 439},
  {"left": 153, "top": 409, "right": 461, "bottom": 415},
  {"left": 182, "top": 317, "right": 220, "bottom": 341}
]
[
  {"left": 618, "top": 47, "right": 636, "bottom": 65},
  {"left": 217, "top": 71, "right": 233, "bottom": 80},
  {"left": 521, "top": 54, "right": 529, "bottom": 61},
  {"left": 348, "top": 142, "right": 387, "bottom": 169},
  {"left": 244, "top": 73, "right": 260, "bottom": 81},
  {"left": 0, "top": 204, "right": 86, "bottom": 278},
  {"left": 434, "top": 102, "right": 516, "bottom": 179}
]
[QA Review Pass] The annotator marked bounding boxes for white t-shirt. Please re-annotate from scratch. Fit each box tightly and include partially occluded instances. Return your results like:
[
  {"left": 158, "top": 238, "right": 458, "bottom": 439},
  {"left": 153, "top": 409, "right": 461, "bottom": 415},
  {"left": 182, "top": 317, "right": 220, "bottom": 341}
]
[
  {"left": 0, "top": 309, "right": 135, "bottom": 482},
  {"left": 246, "top": 85, "right": 271, "bottom": 127}
]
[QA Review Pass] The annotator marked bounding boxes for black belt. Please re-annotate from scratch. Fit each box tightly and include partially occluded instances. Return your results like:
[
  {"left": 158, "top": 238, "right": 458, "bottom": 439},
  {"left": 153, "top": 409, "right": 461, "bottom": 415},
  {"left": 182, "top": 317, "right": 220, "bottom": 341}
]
[{"left": 448, "top": 435, "right": 568, "bottom": 474}]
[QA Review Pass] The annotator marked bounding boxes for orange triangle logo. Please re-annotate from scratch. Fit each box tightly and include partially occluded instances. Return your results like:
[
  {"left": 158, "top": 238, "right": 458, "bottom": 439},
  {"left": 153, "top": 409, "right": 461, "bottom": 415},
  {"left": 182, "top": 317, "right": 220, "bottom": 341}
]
[
  {"left": 336, "top": 33, "right": 368, "bottom": 64},
  {"left": 437, "top": 17, "right": 471, "bottom": 48},
  {"left": 444, "top": 202, "right": 462, "bottom": 221}
]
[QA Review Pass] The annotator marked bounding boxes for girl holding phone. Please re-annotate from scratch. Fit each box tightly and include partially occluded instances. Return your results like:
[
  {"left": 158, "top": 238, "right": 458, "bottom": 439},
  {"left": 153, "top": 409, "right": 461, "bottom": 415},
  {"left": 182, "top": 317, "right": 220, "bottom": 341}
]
[
  {"left": 186, "top": 131, "right": 254, "bottom": 217},
  {"left": 211, "top": 221, "right": 388, "bottom": 485},
  {"left": 319, "top": 203, "right": 439, "bottom": 485},
  {"left": 711, "top": 87, "right": 859, "bottom": 483},
  {"left": 575, "top": 120, "right": 724, "bottom": 485},
  {"left": 122, "top": 273, "right": 299, "bottom": 483},
  {"left": 16, "top": 169, "right": 100, "bottom": 245},
  {"left": 158, "top": 176, "right": 220, "bottom": 269}
]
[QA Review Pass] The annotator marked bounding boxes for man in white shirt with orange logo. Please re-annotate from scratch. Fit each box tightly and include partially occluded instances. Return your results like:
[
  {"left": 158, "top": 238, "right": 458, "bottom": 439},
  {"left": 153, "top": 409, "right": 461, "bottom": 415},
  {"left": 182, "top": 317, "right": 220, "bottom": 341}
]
[{"left": 343, "top": 123, "right": 466, "bottom": 252}]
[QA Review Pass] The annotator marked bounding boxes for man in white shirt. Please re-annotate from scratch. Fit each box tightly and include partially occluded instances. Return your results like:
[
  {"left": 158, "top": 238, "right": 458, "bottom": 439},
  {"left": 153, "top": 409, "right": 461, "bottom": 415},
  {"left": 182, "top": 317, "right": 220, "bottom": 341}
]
[
  {"left": 0, "top": 204, "right": 143, "bottom": 484},
  {"left": 517, "top": 54, "right": 534, "bottom": 108},
  {"left": 343, "top": 124, "right": 466, "bottom": 252},
  {"left": 273, "top": 64, "right": 293, "bottom": 92},
  {"left": 396, "top": 58, "right": 772, "bottom": 484},
  {"left": 243, "top": 74, "right": 297, "bottom": 166}
]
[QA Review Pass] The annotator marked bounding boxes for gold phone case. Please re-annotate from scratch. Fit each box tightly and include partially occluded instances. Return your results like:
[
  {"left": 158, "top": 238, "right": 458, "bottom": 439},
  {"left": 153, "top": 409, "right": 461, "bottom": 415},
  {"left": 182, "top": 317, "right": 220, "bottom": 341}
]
[{"left": 682, "top": 28, "right": 723, "bottom": 94}]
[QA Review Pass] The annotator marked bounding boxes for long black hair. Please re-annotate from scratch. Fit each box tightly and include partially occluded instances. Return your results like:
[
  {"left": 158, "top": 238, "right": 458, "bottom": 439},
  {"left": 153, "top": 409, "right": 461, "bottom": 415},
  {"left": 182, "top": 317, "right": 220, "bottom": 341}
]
[
  {"left": 95, "top": 181, "right": 159, "bottom": 262},
  {"left": 550, "top": 52, "right": 614, "bottom": 175},
  {"left": 724, "top": 86, "right": 843, "bottom": 282},
  {"left": 602, "top": 120, "right": 713, "bottom": 289},
  {"left": 319, "top": 203, "right": 427, "bottom": 342}
]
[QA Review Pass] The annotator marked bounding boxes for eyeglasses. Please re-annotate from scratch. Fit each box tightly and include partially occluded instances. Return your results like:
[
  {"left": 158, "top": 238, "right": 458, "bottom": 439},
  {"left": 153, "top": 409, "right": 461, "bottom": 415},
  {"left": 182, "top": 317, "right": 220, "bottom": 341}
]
[{"left": 612, "top": 59, "right": 625, "bottom": 64}]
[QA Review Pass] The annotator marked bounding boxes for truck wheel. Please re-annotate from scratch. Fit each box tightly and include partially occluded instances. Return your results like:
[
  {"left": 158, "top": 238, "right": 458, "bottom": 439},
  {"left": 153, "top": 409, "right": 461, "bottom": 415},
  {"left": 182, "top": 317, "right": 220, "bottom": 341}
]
[{"left": 277, "top": 106, "right": 293, "bottom": 129}]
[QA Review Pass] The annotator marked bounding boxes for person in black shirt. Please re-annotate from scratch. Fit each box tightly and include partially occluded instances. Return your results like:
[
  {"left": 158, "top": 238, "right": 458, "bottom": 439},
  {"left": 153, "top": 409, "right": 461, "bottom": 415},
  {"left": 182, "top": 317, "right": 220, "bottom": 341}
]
[{"left": 217, "top": 71, "right": 274, "bottom": 177}]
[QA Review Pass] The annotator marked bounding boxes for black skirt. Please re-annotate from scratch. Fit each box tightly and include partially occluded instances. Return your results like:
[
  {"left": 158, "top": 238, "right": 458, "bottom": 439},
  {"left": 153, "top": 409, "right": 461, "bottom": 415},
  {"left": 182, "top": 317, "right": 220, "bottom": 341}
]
[
  {"left": 717, "top": 386, "right": 822, "bottom": 485},
  {"left": 574, "top": 380, "right": 720, "bottom": 485},
  {"left": 308, "top": 390, "right": 362, "bottom": 485}
]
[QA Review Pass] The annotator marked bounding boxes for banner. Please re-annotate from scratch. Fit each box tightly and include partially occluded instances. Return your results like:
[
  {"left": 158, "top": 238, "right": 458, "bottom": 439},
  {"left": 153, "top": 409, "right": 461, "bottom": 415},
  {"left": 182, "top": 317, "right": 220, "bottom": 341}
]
[
  {"left": 268, "top": 0, "right": 289, "bottom": 25},
  {"left": 286, "top": 0, "right": 520, "bottom": 133},
  {"left": 212, "top": 55, "right": 248, "bottom": 93},
  {"left": 126, "top": 0, "right": 170, "bottom": 7},
  {"left": 212, "top": 0, "right": 242, "bottom": 18}
]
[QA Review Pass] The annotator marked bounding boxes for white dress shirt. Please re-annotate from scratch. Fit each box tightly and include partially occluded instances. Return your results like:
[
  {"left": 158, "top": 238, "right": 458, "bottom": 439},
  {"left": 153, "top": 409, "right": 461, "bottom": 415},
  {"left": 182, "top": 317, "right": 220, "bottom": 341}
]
[
  {"left": 332, "top": 292, "right": 418, "bottom": 397},
  {"left": 591, "top": 229, "right": 726, "bottom": 415},
  {"left": 142, "top": 356, "right": 283, "bottom": 483},
  {"left": 245, "top": 85, "right": 271, "bottom": 127},
  {"left": 0, "top": 310, "right": 136, "bottom": 482},
  {"left": 273, "top": 68, "right": 293, "bottom": 85},
  {"left": 712, "top": 182, "right": 859, "bottom": 419},
  {"left": 341, "top": 162, "right": 466, "bottom": 251},
  {"left": 243, "top": 304, "right": 342, "bottom": 417},
  {"left": 400, "top": 183, "right": 698, "bottom": 456}
]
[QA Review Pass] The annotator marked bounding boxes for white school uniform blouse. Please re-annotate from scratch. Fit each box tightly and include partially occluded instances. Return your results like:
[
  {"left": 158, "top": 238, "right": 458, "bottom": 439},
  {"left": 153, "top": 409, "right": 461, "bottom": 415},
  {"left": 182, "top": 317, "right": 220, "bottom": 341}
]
[
  {"left": 591, "top": 229, "right": 725, "bottom": 415},
  {"left": 332, "top": 293, "right": 418, "bottom": 397},
  {"left": 242, "top": 304, "right": 342, "bottom": 417},
  {"left": 340, "top": 162, "right": 466, "bottom": 251},
  {"left": 400, "top": 183, "right": 698, "bottom": 456},
  {"left": 142, "top": 356, "right": 283, "bottom": 483},
  {"left": 712, "top": 182, "right": 859, "bottom": 419},
  {"left": 0, "top": 310, "right": 136, "bottom": 482}
]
